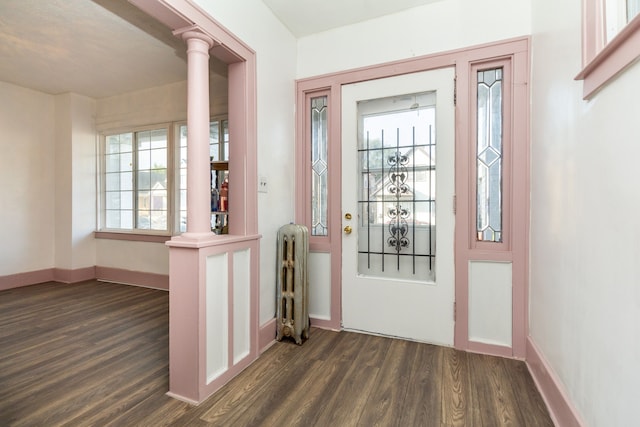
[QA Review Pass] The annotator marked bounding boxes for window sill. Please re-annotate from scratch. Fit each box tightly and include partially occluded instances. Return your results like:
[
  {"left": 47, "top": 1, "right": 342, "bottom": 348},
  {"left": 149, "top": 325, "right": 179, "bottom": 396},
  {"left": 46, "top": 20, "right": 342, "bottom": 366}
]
[
  {"left": 576, "top": 13, "right": 640, "bottom": 99},
  {"left": 94, "top": 231, "right": 172, "bottom": 243}
]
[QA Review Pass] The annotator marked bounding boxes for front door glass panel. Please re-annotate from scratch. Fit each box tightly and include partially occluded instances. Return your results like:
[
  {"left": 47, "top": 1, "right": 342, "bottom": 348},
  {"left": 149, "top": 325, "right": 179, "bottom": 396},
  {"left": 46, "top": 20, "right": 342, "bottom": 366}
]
[{"left": 357, "top": 92, "right": 437, "bottom": 282}]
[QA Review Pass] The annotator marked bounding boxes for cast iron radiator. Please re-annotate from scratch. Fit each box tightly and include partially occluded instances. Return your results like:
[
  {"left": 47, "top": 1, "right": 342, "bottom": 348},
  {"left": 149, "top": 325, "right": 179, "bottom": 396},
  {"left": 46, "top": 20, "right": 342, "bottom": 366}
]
[{"left": 276, "top": 223, "right": 310, "bottom": 345}]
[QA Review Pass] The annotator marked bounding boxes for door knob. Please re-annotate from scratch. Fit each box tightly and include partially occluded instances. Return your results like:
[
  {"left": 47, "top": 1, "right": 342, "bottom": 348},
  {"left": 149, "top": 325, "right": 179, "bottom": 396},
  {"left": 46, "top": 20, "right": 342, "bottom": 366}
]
[
  {"left": 344, "top": 225, "right": 352, "bottom": 234},
  {"left": 345, "top": 213, "right": 352, "bottom": 220}
]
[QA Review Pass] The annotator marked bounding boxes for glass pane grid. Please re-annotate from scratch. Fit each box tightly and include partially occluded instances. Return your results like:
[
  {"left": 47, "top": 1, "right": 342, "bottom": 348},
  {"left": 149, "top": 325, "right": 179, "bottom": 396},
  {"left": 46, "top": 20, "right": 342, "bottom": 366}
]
[
  {"left": 103, "top": 129, "right": 168, "bottom": 232},
  {"left": 357, "top": 96, "right": 436, "bottom": 281}
]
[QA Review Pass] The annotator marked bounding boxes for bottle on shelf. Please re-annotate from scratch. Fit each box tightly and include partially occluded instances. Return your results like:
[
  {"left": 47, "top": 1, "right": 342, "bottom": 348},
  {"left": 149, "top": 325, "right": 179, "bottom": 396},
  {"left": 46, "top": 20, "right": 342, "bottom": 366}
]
[
  {"left": 211, "top": 187, "right": 219, "bottom": 212},
  {"left": 220, "top": 178, "right": 229, "bottom": 212}
]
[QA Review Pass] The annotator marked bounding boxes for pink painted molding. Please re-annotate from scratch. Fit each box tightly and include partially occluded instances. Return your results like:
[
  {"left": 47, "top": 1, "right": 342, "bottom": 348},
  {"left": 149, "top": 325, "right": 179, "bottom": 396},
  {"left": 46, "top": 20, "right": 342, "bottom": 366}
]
[
  {"left": 0, "top": 267, "right": 100, "bottom": 291},
  {"left": 0, "top": 269, "right": 55, "bottom": 291},
  {"left": 296, "top": 36, "right": 531, "bottom": 355},
  {"left": 577, "top": 1, "right": 640, "bottom": 98},
  {"left": 94, "top": 231, "right": 171, "bottom": 243},
  {"left": 132, "top": 0, "right": 261, "bottom": 405},
  {"left": 54, "top": 267, "right": 97, "bottom": 284},
  {"left": 526, "top": 336, "right": 585, "bottom": 427},
  {"left": 468, "top": 341, "right": 514, "bottom": 359},
  {"left": 95, "top": 266, "right": 169, "bottom": 290},
  {"left": 259, "top": 318, "right": 276, "bottom": 353},
  {"left": 1, "top": 266, "right": 166, "bottom": 291},
  {"left": 309, "top": 317, "right": 341, "bottom": 331}
]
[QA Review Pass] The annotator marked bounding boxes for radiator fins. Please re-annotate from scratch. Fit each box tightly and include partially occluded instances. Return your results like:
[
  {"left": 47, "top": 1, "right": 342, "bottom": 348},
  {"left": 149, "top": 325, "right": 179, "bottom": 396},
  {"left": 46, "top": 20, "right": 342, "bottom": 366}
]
[{"left": 276, "top": 224, "right": 310, "bottom": 345}]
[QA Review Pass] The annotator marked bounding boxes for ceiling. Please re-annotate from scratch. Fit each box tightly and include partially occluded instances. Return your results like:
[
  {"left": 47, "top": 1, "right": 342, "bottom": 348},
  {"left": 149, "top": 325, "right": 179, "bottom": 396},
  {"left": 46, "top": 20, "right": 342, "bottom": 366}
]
[
  {"left": 0, "top": 0, "right": 193, "bottom": 99},
  {"left": 0, "top": 0, "right": 440, "bottom": 99},
  {"left": 262, "top": 0, "right": 442, "bottom": 37}
]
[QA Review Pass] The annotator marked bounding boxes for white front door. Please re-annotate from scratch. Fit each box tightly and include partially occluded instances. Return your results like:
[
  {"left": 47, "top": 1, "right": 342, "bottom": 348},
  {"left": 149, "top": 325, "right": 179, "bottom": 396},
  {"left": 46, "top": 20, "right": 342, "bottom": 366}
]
[{"left": 341, "top": 68, "right": 455, "bottom": 345}]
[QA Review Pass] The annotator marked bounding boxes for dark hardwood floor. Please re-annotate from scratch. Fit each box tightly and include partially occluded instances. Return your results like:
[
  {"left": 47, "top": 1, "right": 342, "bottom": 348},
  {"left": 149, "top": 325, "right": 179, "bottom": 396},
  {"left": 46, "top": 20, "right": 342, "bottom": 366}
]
[{"left": 0, "top": 281, "right": 553, "bottom": 426}]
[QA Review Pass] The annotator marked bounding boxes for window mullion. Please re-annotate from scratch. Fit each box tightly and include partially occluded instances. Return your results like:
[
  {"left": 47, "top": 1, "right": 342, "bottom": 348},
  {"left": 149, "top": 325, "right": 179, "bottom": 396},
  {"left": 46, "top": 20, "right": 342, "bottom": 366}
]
[{"left": 133, "top": 132, "right": 140, "bottom": 230}]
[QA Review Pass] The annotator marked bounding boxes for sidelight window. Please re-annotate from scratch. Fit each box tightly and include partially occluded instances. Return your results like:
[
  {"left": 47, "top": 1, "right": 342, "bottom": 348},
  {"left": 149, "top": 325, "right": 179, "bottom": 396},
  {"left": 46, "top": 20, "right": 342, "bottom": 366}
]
[
  {"left": 476, "top": 68, "right": 503, "bottom": 243},
  {"left": 310, "top": 95, "right": 329, "bottom": 236}
]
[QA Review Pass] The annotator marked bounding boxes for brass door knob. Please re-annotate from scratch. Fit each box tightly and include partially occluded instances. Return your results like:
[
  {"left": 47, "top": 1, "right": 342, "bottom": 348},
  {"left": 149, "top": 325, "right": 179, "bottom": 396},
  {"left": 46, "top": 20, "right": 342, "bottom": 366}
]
[{"left": 344, "top": 225, "right": 352, "bottom": 234}]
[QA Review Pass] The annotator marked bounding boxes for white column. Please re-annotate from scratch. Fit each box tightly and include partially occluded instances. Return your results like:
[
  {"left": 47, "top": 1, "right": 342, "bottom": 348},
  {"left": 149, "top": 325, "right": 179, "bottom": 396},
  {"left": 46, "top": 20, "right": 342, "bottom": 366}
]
[{"left": 180, "top": 30, "right": 215, "bottom": 237}]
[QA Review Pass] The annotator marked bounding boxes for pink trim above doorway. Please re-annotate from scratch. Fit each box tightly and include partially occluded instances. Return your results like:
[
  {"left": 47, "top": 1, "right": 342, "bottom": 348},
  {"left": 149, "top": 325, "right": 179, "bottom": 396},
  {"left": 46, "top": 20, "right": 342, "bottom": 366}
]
[{"left": 526, "top": 337, "right": 585, "bottom": 427}]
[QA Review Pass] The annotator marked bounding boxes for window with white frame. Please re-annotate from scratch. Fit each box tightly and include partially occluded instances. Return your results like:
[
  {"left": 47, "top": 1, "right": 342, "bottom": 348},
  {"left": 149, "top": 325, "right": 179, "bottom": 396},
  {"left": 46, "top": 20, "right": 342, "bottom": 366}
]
[
  {"left": 578, "top": 0, "right": 640, "bottom": 98},
  {"left": 605, "top": 0, "right": 640, "bottom": 41},
  {"left": 102, "top": 126, "right": 170, "bottom": 233},
  {"left": 101, "top": 118, "right": 229, "bottom": 236}
]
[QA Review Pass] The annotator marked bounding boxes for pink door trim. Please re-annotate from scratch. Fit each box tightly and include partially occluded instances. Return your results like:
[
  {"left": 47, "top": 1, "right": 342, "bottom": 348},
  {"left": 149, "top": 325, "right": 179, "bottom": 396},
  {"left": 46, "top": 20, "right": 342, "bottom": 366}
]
[{"left": 295, "top": 37, "right": 531, "bottom": 358}]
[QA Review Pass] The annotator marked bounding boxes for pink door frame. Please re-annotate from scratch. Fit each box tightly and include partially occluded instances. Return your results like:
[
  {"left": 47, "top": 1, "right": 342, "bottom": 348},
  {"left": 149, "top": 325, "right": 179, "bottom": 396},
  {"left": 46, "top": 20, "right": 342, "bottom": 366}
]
[{"left": 296, "top": 37, "right": 531, "bottom": 358}]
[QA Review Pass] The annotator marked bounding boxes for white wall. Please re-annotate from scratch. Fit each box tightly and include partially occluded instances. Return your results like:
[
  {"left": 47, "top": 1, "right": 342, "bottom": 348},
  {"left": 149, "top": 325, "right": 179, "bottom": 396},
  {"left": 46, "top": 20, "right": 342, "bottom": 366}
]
[
  {"left": 195, "top": 0, "right": 298, "bottom": 325},
  {"left": 54, "top": 93, "right": 97, "bottom": 270},
  {"left": 530, "top": 1, "right": 640, "bottom": 425},
  {"left": 95, "top": 81, "right": 183, "bottom": 275},
  {"left": 297, "top": 0, "right": 531, "bottom": 78},
  {"left": 0, "top": 82, "right": 56, "bottom": 276}
]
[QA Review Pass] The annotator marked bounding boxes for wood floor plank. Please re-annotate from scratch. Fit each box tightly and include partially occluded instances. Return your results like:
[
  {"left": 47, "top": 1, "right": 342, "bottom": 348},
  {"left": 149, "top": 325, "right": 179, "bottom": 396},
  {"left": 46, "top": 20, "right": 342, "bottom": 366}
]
[
  {"left": 441, "top": 347, "right": 479, "bottom": 427},
  {"left": 398, "top": 343, "right": 442, "bottom": 426},
  {"left": 502, "top": 357, "right": 555, "bottom": 427},
  {"left": 0, "top": 281, "right": 555, "bottom": 427},
  {"left": 166, "top": 341, "right": 300, "bottom": 426},
  {"left": 468, "top": 353, "right": 523, "bottom": 426},
  {"left": 309, "top": 362, "right": 379, "bottom": 427},
  {"left": 258, "top": 332, "right": 382, "bottom": 427},
  {"left": 211, "top": 332, "right": 368, "bottom": 426},
  {"left": 356, "top": 338, "right": 417, "bottom": 426}
]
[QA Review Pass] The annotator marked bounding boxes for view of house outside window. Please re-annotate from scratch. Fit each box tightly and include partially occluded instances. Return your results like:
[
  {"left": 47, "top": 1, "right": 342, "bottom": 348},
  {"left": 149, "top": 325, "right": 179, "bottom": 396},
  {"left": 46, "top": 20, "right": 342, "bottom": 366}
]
[
  {"left": 102, "top": 119, "right": 229, "bottom": 235},
  {"left": 103, "top": 128, "right": 169, "bottom": 232}
]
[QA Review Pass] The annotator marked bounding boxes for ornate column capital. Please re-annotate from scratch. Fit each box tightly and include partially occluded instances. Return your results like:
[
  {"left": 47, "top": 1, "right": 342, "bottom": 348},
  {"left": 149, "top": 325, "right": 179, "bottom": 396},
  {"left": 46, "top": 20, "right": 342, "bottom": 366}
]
[{"left": 173, "top": 26, "right": 217, "bottom": 50}]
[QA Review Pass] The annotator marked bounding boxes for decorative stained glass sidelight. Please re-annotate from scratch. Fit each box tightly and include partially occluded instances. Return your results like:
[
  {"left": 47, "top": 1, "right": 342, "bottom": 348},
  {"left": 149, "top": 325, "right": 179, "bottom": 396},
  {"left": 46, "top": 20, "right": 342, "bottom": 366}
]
[
  {"left": 311, "top": 96, "right": 328, "bottom": 236},
  {"left": 476, "top": 68, "right": 503, "bottom": 242}
]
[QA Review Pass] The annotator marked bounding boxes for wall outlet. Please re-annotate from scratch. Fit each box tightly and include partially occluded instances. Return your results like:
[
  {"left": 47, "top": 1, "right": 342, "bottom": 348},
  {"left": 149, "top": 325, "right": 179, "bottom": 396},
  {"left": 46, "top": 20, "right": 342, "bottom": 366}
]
[{"left": 258, "top": 176, "right": 268, "bottom": 193}]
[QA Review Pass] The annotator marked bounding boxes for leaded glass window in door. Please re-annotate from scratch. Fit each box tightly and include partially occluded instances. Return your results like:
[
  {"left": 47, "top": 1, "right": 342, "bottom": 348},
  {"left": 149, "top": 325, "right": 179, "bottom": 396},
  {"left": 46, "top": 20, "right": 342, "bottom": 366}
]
[{"left": 357, "top": 91, "right": 437, "bottom": 282}]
